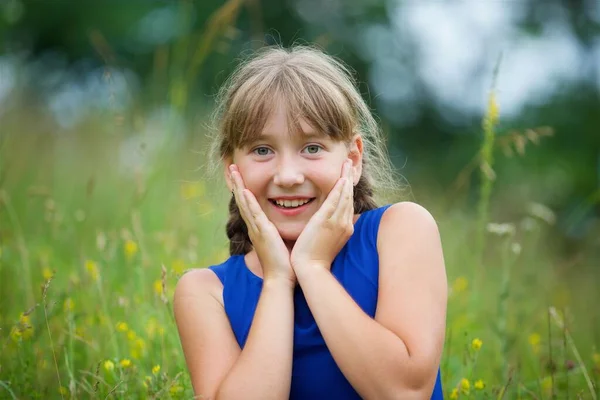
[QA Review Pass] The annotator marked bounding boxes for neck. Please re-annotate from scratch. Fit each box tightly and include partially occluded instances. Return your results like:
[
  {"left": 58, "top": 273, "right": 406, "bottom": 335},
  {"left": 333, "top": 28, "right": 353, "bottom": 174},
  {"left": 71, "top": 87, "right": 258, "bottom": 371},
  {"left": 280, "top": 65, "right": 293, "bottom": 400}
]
[{"left": 284, "top": 239, "right": 296, "bottom": 253}]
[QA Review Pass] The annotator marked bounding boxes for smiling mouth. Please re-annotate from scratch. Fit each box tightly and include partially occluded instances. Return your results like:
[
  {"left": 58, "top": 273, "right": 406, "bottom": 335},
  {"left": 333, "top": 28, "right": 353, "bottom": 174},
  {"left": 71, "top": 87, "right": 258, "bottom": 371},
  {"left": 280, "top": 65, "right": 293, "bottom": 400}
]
[{"left": 268, "top": 198, "right": 316, "bottom": 209}]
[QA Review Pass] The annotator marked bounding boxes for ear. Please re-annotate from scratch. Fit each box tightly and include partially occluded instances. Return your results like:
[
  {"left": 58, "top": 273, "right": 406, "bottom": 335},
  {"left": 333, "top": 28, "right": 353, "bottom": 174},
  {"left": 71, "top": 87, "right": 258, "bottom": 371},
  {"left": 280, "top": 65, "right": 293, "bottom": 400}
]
[
  {"left": 348, "top": 134, "right": 363, "bottom": 186},
  {"left": 223, "top": 156, "right": 234, "bottom": 192}
]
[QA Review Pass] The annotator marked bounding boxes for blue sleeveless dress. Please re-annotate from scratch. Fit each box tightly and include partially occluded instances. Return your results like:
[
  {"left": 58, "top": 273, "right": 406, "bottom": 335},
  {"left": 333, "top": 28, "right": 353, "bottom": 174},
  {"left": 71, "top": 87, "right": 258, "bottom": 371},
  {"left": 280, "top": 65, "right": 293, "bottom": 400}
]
[{"left": 209, "top": 205, "right": 444, "bottom": 399}]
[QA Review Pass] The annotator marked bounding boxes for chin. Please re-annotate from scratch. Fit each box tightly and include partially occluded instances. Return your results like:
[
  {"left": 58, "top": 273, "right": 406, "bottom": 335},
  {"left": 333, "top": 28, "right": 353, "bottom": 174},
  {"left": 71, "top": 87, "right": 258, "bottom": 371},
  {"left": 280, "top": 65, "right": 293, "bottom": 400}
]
[{"left": 276, "top": 224, "right": 305, "bottom": 242}]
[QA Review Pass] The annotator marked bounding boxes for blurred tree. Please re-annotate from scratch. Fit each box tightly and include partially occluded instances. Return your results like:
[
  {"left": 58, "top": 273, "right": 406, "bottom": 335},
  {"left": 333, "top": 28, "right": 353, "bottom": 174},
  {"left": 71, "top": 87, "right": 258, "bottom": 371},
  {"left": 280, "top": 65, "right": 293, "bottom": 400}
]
[{"left": 1, "top": 0, "right": 598, "bottom": 242}]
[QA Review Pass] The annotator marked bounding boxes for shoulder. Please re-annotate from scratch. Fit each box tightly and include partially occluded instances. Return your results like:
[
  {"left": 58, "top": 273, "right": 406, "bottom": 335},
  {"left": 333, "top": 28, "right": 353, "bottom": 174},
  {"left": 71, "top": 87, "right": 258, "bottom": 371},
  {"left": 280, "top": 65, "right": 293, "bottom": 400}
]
[
  {"left": 377, "top": 201, "right": 442, "bottom": 253},
  {"left": 174, "top": 268, "right": 224, "bottom": 305},
  {"left": 379, "top": 201, "right": 439, "bottom": 232}
]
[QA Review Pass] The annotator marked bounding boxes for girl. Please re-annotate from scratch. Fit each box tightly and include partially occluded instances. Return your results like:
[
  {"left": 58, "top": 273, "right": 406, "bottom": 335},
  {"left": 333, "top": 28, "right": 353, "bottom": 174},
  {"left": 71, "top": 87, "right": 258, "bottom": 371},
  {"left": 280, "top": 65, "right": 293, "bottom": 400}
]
[{"left": 174, "top": 45, "right": 447, "bottom": 399}]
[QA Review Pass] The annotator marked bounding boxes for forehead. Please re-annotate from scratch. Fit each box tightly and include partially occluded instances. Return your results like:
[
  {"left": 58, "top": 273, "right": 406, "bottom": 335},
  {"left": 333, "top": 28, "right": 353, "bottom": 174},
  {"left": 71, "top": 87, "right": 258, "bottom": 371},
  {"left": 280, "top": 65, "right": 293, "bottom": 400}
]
[
  {"left": 238, "top": 102, "right": 326, "bottom": 148},
  {"left": 261, "top": 104, "right": 316, "bottom": 137},
  {"left": 230, "top": 75, "right": 351, "bottom": 150}
]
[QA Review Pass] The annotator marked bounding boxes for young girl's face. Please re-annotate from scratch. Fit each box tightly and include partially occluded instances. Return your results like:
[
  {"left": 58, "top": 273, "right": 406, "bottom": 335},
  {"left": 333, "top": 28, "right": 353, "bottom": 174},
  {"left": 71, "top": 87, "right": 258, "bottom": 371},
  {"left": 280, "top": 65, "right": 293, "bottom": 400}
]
[{"left": 228, "top": 103, "right": 362, "bottom": 243}]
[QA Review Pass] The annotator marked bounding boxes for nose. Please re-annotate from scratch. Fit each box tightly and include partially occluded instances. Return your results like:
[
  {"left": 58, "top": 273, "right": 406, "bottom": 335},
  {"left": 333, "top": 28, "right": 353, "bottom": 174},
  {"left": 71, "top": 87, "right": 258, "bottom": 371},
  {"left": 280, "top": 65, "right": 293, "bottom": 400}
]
[{"left": 273, "top": 156, "right": 304, "bottom": 187}]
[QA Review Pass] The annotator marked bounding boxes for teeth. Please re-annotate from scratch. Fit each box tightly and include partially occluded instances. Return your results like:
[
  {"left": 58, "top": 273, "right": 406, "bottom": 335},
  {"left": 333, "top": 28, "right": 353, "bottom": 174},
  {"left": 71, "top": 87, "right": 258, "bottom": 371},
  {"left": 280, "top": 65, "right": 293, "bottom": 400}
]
[{"left": 274, "top": 199, "right": 311, "bottom": 208}]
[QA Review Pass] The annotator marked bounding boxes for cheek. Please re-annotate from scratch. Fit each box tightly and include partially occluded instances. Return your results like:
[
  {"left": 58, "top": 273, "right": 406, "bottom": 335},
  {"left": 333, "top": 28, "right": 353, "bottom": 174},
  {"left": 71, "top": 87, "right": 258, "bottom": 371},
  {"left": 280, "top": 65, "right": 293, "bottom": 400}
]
[
  {"left": 307, "top": 165, "right": 341, "bottom": 194},
  {"left": 237, "top": 163, "right": 269, "bottom": 193}
]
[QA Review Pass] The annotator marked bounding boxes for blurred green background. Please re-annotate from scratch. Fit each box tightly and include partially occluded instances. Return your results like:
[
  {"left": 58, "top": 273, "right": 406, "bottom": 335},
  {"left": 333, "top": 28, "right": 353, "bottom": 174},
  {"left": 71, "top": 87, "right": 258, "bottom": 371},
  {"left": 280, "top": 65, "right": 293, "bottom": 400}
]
[{"left": 1, "top": 0, "right": 599, "bottom": 399}]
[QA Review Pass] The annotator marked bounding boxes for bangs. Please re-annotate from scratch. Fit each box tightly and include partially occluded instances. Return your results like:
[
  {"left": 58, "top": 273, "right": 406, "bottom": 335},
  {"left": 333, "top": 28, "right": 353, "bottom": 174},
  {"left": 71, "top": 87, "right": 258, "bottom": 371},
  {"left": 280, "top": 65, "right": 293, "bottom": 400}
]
[
  {"left": 224, "top": 61, "right": 355, "bottom": 151},
  {"left": 226, "top": 69, "right": 280, "bottom": 149}
]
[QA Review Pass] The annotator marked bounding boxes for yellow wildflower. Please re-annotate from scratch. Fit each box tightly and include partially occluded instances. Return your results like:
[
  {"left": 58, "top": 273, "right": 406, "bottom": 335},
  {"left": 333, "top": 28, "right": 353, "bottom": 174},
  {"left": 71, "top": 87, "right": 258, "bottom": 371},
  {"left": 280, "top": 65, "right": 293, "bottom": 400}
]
[
  {"left": 529, "top": 332, "right": 541, "bottom": 353},
  {"left": 19, "top": 313, "right": 31, "bottom": 325},
  {"left": 152, "top": 365, "right": 161, "bottom": 375},
  {"left": 460, "top": 378, "right": 470, "bottom": 394},
  {"left": 131, "top": 337, "right": 146, "bottom": 359},
  {"left": 124, "top": 240, "right": 138, "bottom": 260},
  {"left": 452, "top": 277, "right": 468, "bottom": 294},
  {"left": 143, "top": 375, "right": 152, "bottom": 389},
  {"left": 180, "top": 181, "right": 205, "bottom": 200},
  {"left": 63, "top": 298, "right": 75, "bottom": 312},
  {"left": 42, "top": 267, "right": 54, "bottom": 281},
  {"left": 130, "top": 348, "right": 141, "bottom": 360},
  {"left": 153, "top": 279, "right": 163, "bottom": 296},
  {"left": 116, "top": 321, "right": 128, "bottom": 332},
  {"left": 75, "top": 327, "right": 86, "bottom": 339},
  {"left": 85, "top": 260, "right": 99, "bottom": 281},
  {"left": 10, "top": 326, "right": 22, "bottom": 342},
  {"left": 127, "top": 330, "right": 137, "bottom": 341},
  {"left": 593, "top": 353, "right": 600, "bottom": 366},
  {"left": 59, "top": 386, "right": 68, "bottom": 396},
  {"left": 486, "top": 91, "right": 499, "bottom": 126},
  {"left": 169, "top": 385, "right": 184, "bottom": 396},
  {"left": 541, "top": 376, "right": 553, "bottom": 393},
  {"left": 119, "top": 359, "right": 132, "bottom": 368},
  {"left": 103, "top": 360, "right": 115, "bottom": 372},
  {"left": 471, "top": 338, "right": 483, "bottom": 351},
  {"left": 529, "top": 332, "right": 541, "bottom": 345},
  {"left": 474, "top": 379, "right": 485, "bottom": 390},
  {"left": 16, "top": 313, "right": 34, "bottom": 340},
  {"left": 21, "top": 327, "right": 33, "bottom": 340},
  {"left": 449, "top": 388, "right": 458, "bottom": 399},
  {"left": 172, "top": 259, "right": 186, "bottom": 275}
]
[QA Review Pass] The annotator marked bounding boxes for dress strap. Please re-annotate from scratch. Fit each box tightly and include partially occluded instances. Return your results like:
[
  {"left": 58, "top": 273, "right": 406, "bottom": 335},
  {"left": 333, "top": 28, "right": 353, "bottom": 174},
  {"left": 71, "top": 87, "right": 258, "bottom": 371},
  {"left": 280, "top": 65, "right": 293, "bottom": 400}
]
[
  {"left": 208, "top": 263, "right": 227, "bottom": 285},
  {"left": 357, "top": 204, "right": 393, "bottom": 248}
]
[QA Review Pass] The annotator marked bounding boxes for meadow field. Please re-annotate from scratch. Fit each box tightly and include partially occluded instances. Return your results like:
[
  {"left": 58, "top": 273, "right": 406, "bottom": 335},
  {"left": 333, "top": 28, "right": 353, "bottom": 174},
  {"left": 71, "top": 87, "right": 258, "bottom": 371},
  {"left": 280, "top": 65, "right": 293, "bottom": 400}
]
[{"left": 1, "top": 94, "right": 599, "bottom": 400}]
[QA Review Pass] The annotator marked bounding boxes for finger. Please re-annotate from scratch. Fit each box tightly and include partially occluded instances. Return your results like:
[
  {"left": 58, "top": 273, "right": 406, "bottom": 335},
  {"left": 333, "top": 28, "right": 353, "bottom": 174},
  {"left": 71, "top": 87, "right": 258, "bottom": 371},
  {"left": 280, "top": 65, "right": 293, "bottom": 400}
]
[
  {"left": 347, "top": 159, "right": 353, "bottom": 181},
  {"left": 230, "top": 167, "right": 257, "bottom": 233},
  {"left": 345, "top": 173, "right": 354, "bottom": 219},
  {"left": 243, "top": 189, "right": 270, "bottom": 233},
  {"left": 347, "top": 160, "right": 355, "bottom": 215},
  {"left": 318, "top": 177, "right": 346, "bottom": 220},
  {"left": 331, "top": 160, "right": 352, "bottom": 217},
  {"left": 332, "top": 173, "right": 353, "bottom": 221},
  {"left": 229, "top": 166, "right": 244, "bottom": 207}
]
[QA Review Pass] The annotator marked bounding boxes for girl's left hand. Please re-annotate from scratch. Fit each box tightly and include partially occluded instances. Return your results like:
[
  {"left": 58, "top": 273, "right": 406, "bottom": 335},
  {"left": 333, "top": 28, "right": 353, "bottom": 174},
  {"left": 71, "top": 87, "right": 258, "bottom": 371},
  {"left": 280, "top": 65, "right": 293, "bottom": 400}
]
[{"left": 290, "top": 159, "right": 354, "bottom": 274}]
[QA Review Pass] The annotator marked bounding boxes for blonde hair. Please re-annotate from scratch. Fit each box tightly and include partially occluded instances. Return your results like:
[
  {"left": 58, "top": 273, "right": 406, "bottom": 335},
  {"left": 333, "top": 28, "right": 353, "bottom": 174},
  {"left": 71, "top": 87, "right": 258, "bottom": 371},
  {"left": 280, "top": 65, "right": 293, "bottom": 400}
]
[{"left": 205, "top": 45, "right": 403, "bottom": 254}]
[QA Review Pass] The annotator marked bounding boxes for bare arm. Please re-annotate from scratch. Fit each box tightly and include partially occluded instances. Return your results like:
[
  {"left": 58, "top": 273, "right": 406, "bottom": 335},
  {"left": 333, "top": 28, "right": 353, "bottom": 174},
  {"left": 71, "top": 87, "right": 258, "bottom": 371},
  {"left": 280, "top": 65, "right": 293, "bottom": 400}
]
[
  {"left": 294, "top": 202, "right": 447, "bottom": 399},
  {"left": 174, "top": 269, "right": 295, "bottom": 400}
]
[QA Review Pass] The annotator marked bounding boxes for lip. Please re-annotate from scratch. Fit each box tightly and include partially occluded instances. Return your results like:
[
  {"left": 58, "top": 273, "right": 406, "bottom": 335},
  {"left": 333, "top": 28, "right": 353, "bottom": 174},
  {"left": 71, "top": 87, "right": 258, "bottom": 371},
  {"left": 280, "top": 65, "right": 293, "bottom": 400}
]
[
  {"left": 269, "top": 198, "right": 315, "bottom": 217},
  {"left": 269, "top": 196, "right": 314, "bottom": 200}
]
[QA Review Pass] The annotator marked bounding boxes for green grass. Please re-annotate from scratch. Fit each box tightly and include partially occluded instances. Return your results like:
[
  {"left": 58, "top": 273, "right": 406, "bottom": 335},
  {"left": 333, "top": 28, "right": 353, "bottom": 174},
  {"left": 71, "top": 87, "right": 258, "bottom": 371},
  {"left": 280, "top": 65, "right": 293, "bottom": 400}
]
[{"left": 1, "top": 102, "right": 599, "bottom": 399}]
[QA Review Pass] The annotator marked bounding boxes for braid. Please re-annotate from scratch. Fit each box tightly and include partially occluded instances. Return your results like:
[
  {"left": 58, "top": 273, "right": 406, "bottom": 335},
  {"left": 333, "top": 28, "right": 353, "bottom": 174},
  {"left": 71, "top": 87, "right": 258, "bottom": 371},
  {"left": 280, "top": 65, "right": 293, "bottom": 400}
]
[{"left": 225, "top": 195, "right": 252, "bottom": 256}]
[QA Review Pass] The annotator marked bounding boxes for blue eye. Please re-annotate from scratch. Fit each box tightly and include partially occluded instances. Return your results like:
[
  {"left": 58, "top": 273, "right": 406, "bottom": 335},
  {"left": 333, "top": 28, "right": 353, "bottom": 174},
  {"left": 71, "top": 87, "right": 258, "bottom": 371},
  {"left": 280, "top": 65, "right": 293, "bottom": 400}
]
[
  {"left": 303, "top": 145, "right": 322, "bottom": 154},
  {"left": 253, "top": 147, "right": 272, "bottom": 156}
]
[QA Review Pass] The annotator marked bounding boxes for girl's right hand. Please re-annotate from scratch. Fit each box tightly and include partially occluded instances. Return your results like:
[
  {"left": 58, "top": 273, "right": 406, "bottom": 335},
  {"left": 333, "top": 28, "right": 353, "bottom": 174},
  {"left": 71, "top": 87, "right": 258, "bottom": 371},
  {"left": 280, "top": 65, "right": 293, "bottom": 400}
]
[{"left": 229, "top": 165, "right": 296, "bottom": 287}]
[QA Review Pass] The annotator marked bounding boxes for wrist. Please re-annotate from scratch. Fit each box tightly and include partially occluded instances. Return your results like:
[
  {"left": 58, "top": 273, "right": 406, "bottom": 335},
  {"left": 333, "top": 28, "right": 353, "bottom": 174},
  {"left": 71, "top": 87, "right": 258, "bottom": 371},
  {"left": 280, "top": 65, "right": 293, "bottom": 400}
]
[
  {"left": 294, "top": 262, "right": 329, "bottom": 282},
  {"left": 262, "top": 275, "right": 296, "bottom": 290}
]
